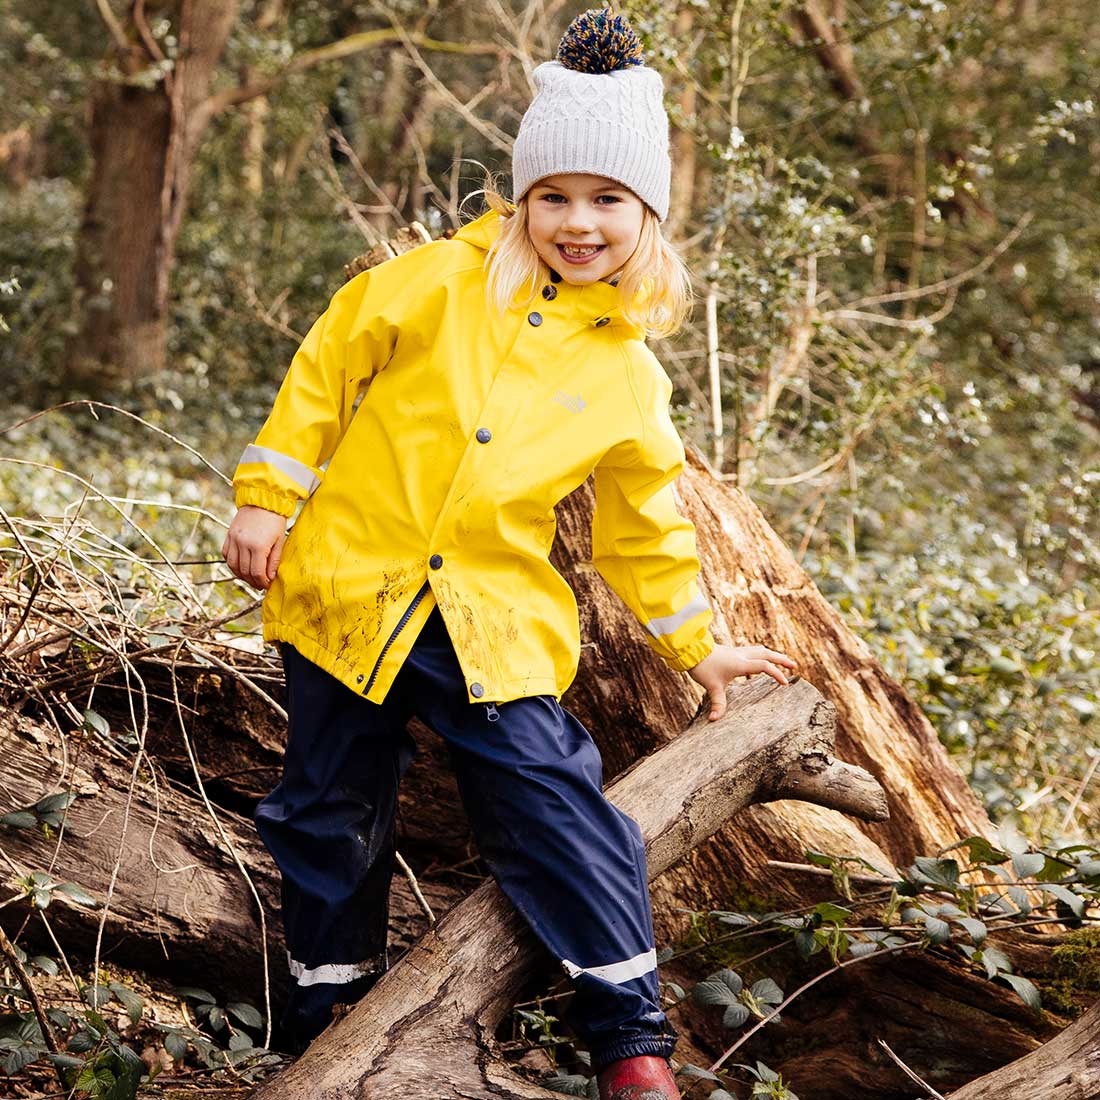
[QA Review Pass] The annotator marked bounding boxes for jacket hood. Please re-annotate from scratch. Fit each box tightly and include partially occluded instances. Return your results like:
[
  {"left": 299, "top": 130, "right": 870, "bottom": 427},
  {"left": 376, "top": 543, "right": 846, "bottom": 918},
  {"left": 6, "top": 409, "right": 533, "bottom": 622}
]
[{"left": 453, "top": 208, "right": 646, "bottom": 335}]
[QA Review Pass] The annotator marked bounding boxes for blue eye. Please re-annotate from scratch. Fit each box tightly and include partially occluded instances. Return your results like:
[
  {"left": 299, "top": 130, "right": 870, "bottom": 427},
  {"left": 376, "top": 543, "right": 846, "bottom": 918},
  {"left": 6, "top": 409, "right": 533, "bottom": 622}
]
[{"left": 538, "top": 194, "right": 621, "bottom": 204}]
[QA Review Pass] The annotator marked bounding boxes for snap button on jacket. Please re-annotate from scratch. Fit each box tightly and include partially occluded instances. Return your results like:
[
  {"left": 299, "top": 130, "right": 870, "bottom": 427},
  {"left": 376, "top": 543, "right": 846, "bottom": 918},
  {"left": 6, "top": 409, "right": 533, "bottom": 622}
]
[{"left": 233, "top": 209, "right": 715, "bottom": 704}]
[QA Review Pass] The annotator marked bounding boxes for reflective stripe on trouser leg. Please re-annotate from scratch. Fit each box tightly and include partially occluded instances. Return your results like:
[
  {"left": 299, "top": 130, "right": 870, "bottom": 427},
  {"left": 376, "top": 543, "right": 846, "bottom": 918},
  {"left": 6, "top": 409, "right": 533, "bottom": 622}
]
[
  {"left": 255, "top": 642, "right": 415, "bottom": 1046},
  {"left": 392, "top": 608, "right": 677, "bottom": 1070}
]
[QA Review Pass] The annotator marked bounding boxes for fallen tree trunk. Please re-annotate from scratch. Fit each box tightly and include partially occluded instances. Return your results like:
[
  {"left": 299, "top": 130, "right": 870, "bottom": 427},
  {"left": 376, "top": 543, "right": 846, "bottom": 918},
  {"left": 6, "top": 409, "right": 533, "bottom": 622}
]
[
  {"left": 947, "top": 996, "right": 1100, "bottom": 1099},
  {"left": 253, "top": 672, "right": 889, "bottom": 1099},
  {"left": 0, "top": 705, "right": 461, "bottom": 1002},
  {"left": 552, "top": 448, "right": 1003, "bottom": 944}
]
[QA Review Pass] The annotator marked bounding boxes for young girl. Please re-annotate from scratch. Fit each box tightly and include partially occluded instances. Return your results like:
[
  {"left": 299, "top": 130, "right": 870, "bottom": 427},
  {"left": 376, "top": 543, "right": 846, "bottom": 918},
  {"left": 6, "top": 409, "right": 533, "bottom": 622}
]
[{"left": 223, "top": 10, "right": 795, "bottom": 1098}]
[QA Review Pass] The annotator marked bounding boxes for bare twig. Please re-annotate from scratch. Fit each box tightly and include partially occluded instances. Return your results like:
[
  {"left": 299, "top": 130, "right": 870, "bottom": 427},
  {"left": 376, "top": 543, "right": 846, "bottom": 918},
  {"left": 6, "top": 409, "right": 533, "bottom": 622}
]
[
  {"left": 0, "top": 922, "right": 64, "bottom": 1086},
  {"left": 168, "top": 640, "right": 274, "bottom": 1049},
  {"left": 395, "top": 851, "right": 436, "bottom": 926},
  {"left": 93, "top": 0, "right": 130, "bottom": 53},
  {"left": 877, "top": 1038, "right": 948, "bottom": 1099}
]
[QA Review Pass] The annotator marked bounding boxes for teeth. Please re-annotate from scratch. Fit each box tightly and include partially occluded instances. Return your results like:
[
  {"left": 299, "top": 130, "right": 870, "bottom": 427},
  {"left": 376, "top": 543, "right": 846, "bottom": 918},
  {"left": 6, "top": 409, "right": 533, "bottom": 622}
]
[{"left": 562, "top": 245, "right": 601, "bottom": 256}]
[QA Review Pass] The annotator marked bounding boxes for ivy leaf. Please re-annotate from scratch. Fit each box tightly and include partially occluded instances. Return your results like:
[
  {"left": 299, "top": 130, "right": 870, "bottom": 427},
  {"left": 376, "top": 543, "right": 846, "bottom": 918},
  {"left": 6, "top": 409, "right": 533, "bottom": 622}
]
[
  {"left": 544, "top": 1072, "right": 591, "bottom": 1097},
  {"left": 711, "top": 911, "right": 755, "bottom": 927},
  {"left": 45, "top": 1052, "right": 84, "bottom": 1069},
  {"left": 812, "top": 902, "right": 853, "bottom": 924},
  {"left": 849, "top": 940, "right": 880, "bottom": 957},
  {"left": 35, "top": 792, "right": 76, "bottom": 814},
  {"left": 997, "top": 822, "right": 1030, "bottom": 856},
  {"left": 67, "top": 1030, "right": 96, "bottom": 1054},
  {"left": 82, "top": 709, "right": 111, "bottom": 737},
  {"left": 228, "top": 1031, "right": 254, "bottom": 1052},
  {"left": 227, "top": 1002, "right": 263, "bottom": 1029},
  {"left": 1073, "top": 858, "right": 1100, "bottom": 879},
  {"left": 1006, "top": 887, "right": 1032, "bottom": 915},
  {"left": 1012, "top": 852, "right": 1046, "bottom": 878},
  {"left": 955, "top": 917, "right": 988, "bottom": 945},
  {"left": 83, "top": 986, "right": 113, "bottom": 1010},
  {"left": 0, "top": 811, "right": 37, "bottom": 829},
  {"left": 912, "top": 857, "right": 960, "bottom": 888},
  {"left": 176, "top": 987, "right": 217, "bottom": 1004},
  {"left": 750, "top": 978, "right": 783, "bottom": 1006},
  {"left": 922, "top": 915, "right": 952, "bottom": 944},
  {"left": 998, "top": 973, "right": 1042, "bottom": 1012},
  {"left": 55, "top": 882, "right": 97, "bottom": 907},
  {"left": 681, "top": 1064, "right": 721, "bottom": 1081},
  {"left": 1036, "top": 883, "right": 1085, "bottom": 917},
  {"left": 935, "top": 902, "right": 967, "bottom": 919},
  {"left": 794, "top": 930, "right": 818, "bottom": 958},
  {"left": 945, "top": 836, "right": 1010, "bottom": 865},
  {"left": 5, "top": 1044, "right": 41, "bottom": 1075},
  {"left": 722, "top": 1002, "right": 750, "bottom": 1029},
  {"left": 163, "top": 1031, "right": 189, "bottom": 1060},
  {"left": 1034, "top": 855, "right": 1076, "bottom": 882},
  {"left": 109, "top": 983, "right": 144, "bottom": 1026},
  {"left": 692, "top": 979, "right": 740, "bottom": 1008},
  {"left": 979, "top": 946, "right": 1012, "bottom": 979}
]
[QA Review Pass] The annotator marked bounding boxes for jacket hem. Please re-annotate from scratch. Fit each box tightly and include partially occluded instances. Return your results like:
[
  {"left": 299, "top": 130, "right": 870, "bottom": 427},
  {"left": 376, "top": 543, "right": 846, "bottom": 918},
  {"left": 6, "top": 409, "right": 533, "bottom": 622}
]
[
  {"left": 265, "top": 623, "right": 367, "bottom": 698},
  {"left": 264, "top": 620, "right": 566, "bottom": 705}
]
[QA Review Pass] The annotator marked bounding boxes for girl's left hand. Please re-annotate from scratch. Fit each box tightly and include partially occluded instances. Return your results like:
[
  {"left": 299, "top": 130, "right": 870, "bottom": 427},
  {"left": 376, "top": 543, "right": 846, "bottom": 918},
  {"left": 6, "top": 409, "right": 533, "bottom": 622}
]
[{"left": 687, "top": 643, "right": 798, "bottom": 721}]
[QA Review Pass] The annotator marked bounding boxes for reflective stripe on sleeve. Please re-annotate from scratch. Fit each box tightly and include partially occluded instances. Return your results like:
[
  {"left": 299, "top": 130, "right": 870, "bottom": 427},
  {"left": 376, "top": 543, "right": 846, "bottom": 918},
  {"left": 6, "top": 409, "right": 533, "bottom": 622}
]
[
  {"left": 561, "top": 947, "right": 657, "bottom": 985},
  {"left": 239, "top": 444, "right": 320, "bottom": 496},
  {"left": 644, "top": 593, "right": 710, "bottom": 640},
  {"left": 287, "top": 951, "right": 385, "bottom": 987}
]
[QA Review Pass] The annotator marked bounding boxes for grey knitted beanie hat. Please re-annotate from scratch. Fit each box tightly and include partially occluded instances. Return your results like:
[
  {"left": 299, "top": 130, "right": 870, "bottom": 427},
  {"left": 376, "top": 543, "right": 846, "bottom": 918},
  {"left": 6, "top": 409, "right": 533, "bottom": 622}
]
[{"left": 511, "top": 9, "right": 672, "bottom": 222}]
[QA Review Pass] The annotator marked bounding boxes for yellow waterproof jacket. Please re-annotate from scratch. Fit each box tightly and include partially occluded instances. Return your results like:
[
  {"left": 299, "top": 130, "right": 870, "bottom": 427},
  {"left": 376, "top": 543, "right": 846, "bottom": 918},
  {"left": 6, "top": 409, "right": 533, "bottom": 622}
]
[{"left": 232, "top": 209, "right": 715, "bottom": 705}]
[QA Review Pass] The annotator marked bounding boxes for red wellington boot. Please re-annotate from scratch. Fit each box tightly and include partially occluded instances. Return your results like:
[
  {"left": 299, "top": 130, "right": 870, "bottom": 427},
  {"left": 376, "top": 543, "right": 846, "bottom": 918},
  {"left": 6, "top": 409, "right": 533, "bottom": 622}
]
[{"left": 596, "top": 1054, "right": 681, "bottom": 1100}]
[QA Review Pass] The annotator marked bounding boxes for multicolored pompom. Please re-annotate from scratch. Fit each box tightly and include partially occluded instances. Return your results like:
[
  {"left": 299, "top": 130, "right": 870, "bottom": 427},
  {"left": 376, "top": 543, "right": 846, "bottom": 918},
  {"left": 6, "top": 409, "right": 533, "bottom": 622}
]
[{"left": 556, "top": 8, "right": 644, "bottom": 74}]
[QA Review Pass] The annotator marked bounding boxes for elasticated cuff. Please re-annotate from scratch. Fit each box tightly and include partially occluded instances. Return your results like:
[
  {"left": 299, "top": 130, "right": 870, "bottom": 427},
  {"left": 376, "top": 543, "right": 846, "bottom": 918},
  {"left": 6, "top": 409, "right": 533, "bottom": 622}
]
[
  {"left": 589, "top": 1034, "right": 677, "bottom": 1075},
  {"left": 660, "top": 629, "right": 716, "bottom": 673},
  {"left": 234, "top": 485, "right": 299, "bottom": 518}
]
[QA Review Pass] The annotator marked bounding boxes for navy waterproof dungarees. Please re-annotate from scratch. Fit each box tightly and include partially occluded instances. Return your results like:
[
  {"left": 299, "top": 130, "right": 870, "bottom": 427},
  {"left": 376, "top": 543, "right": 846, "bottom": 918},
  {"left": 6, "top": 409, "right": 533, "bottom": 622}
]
[{"left": 256, "top": 603, "right": 678, "bottom": 1069}]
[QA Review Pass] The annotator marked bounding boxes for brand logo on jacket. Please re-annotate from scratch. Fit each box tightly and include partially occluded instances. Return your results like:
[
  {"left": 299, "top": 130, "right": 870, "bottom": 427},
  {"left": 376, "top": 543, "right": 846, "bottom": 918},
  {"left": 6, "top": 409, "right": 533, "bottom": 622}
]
[{"left": 553, "top": 391, "right": 587, "bottom": 414}]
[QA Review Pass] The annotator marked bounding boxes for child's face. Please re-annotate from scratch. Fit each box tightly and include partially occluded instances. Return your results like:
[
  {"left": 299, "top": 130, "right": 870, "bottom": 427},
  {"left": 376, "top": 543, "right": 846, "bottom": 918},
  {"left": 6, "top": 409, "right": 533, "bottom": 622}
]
[{"left": 525, "top": 174, "right": 646, "bottom": 286}]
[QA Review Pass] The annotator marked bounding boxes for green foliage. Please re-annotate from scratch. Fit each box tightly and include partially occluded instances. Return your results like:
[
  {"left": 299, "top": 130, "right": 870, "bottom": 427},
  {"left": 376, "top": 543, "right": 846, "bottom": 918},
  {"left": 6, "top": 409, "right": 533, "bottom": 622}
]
[
  {"left": 676, "top": 830, "right": 1100, "bottom": 1035},
  {"left": 0, "top": 964, "right": 275, "bottom": 1096}
]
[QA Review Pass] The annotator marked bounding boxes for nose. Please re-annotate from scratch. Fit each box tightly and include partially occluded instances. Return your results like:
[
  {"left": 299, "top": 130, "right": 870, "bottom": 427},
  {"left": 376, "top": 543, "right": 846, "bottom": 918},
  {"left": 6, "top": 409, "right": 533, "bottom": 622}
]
[{"left": 559, "top": 204, "right": 598, "bottom": 233}]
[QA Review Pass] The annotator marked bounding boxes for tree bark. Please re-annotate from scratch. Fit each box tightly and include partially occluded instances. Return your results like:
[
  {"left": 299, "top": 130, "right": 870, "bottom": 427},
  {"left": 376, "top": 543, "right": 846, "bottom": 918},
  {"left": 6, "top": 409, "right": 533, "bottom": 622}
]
[
  {"left": 252, "top": 672, "right": 888, "bottom": 1100},
  {"left": 68, "top": 0, "right": 239, "bottom": 389},
  {"left": 0, "top": 704, "right": 460, "bottom": 1003},
  {"left": 945, "top": 997, "right": 1100, "bottom": 1099},
  {"left": 549, "top": 448, "right": 999, "bottom": 948}
]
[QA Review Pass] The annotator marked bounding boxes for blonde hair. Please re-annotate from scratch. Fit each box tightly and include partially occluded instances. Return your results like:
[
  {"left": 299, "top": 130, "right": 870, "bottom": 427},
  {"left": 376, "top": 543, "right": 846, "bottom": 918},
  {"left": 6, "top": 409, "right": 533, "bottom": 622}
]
[{"left": 471, "top": 171, "right": 693, "bottom": 339}]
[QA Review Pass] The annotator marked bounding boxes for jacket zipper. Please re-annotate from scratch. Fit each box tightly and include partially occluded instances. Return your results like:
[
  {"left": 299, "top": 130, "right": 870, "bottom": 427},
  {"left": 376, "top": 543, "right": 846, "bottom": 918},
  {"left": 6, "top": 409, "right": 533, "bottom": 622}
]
[
  {"left": 363, "top": 580, "right": 431, "bottom": 694},
  {"left": 485, "top": 703, "right": 500, "bottom": 723}
]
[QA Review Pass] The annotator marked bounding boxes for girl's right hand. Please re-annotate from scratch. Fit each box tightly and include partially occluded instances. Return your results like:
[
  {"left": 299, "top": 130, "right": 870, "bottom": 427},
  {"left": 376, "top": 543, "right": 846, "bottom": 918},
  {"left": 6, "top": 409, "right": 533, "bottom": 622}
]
[{"left": 222, "top": 505, "right": 289, "bottom": 591}]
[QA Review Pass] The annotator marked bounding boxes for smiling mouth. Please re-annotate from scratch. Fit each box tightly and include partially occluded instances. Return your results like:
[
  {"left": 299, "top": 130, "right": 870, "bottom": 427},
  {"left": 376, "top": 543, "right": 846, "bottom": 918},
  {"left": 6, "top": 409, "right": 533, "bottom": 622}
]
[{"left": 557, "top": 243, "right": 606, "bottom": 263}]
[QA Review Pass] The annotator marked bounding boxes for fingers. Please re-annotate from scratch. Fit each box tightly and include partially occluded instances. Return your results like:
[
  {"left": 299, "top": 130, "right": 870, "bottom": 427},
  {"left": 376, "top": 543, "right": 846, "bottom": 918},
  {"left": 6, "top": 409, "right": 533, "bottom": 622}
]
[
  {"left": 267, "top": 532, "right": 286, "bottom": 584},
  {"left": 708, "top": 689, "right": 726, "bottom": 722},
  {"left": 763, "top": 661, "right": 790, "bottom": 686},
  {"left": 749, "top": 645, "right": 797, "bottom": 669},
  {"left": 223, "top": 532, "right": 273, "bottom": 591}
]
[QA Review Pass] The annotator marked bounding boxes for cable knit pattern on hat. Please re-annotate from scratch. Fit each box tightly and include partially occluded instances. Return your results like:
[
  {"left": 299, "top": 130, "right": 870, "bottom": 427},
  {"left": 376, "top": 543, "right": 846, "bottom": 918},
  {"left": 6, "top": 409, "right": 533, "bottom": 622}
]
[{"left": 511, "top": 11, "right": 672, "bottom": 221}]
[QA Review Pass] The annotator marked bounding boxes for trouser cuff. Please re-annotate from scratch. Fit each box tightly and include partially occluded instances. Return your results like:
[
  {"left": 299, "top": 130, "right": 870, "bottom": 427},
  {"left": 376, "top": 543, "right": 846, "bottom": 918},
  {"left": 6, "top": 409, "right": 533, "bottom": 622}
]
[{"left": 589, "top": 1033, "right": 677, "bottom": 1075}]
